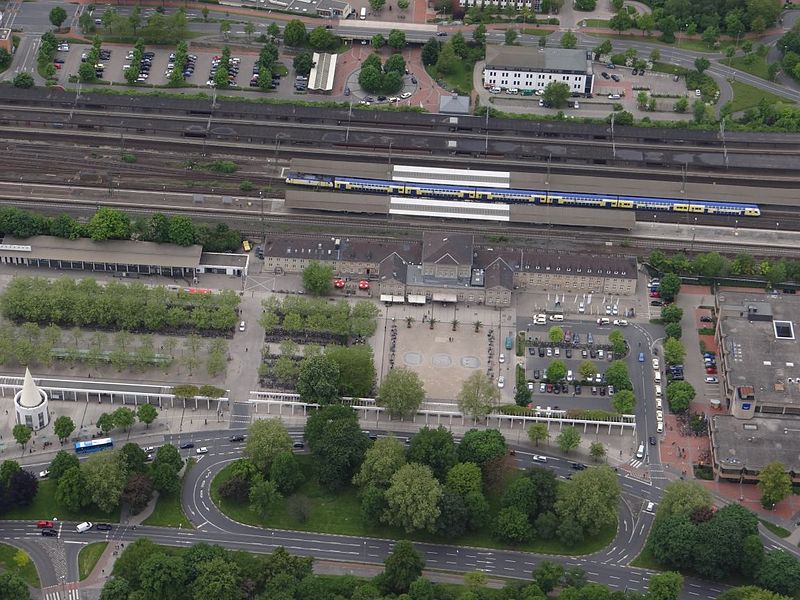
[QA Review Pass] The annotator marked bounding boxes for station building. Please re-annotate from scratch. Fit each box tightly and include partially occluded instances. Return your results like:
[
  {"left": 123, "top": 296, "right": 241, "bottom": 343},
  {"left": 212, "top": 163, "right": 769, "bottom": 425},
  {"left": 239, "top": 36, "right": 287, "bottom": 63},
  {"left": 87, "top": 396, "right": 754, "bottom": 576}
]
[
  {"left": 483, "top": 46, "right": 595, "bottom": 96},
  {"left": 263, "top": 232, "right": 637, "bottom": 307},
  {"left": 709, "top": 290, "right": 800, "bottom": 484}
]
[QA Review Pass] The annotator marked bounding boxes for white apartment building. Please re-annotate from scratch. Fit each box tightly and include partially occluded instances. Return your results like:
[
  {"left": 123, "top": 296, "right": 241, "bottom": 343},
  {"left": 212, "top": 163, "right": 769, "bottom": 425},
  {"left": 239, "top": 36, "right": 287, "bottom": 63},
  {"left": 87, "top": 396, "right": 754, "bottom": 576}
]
[
  {"left": 483, "top": 46, "right": 594, "bottom": 96},
  {"left": 460, "top": 0, "right": 543, "bottom": 11}
]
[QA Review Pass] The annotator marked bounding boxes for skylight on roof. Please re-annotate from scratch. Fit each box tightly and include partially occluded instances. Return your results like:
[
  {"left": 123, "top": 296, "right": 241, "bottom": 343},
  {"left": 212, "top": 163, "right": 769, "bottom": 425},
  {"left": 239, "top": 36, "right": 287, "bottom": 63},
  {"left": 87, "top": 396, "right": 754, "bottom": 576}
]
[{"left": 774, "top": 320, "right": 795, "bottom": 340}]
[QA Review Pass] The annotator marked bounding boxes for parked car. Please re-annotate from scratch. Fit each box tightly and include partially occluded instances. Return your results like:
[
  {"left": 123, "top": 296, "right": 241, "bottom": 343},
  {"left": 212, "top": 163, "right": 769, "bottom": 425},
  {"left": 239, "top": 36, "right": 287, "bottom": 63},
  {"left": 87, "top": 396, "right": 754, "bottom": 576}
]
[
  {"left": 36, "top": 520, "right": 54, "bottom": 529},
  {"left": 96, "top": 523, "right": 112, "bottom": 531},
  {"left": 497, "top": 376, "right": 505, "bottom": 388},
  {"left": 179, "top": 442, "right": 194, "bottom": 449},
  {"left": 229, "top": 435, "right": 245, "bottom": 442},
  {"left": 196, "top": 447, "right": 209, "bottom": 454},
  {"left": 705, "top": 376, "right": 719, "bottom": 383}
]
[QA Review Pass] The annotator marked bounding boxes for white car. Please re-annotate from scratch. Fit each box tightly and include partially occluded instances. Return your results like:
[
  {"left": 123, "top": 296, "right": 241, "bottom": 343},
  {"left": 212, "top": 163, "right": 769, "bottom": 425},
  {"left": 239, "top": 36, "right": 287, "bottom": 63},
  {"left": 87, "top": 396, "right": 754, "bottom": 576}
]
[
  {"left": 196, "top": 447, "right": 209, "bottom": 455},
  {"left": 578, "top": 302, "right": 585, "bottom": 313},
  {"left": 532, "top": 455, "right": 548, "bottom": 463},
  {"left": 38, "top": 470, "right": 50, "bottom": 479},
  {"left": 605, "top": 306, "right": 612, "bottom": 315},
  {"left": 705, "top": 376, "right": 719, "bottom": 384},
  {"left": 497, "top": 376, "right": 505, "bottom": 389},
  {"left": 652, "top": 358, "right": 660, "bottom": 370},
  {"left": 645, "top": 501, "right": 655, "bottom": 513},
  {"left": 76, "top": 522, "right": 93, "bottom": 533},
  {"left": 612, "top": 306, "right": 619, "bottom": 315},
  {"left": 499, "top": 353, "right": 505, "bottom": 364},
  {"left": 527, "top": 382, "right": 534, "bottom": 391},
  {"left": 608, "top": 385, "right": 615, "bottom": 396},
  {"left": 597, "top": 317, "right": 610, "bottom": 325},
  {"left": 613, "top": 319, "right": 628, "bottom": 326},
  {"left": 239, "top": 321, "right": 246, "bottom": 332},
  {"left": 539, "top": 383, "right": 546, "bottom": 393},
  {"left": 656, "top": 410, "right": 664, "bottom": 422},
  {"left": 400, "top": 92, "right": 412, "bottom": 99}
]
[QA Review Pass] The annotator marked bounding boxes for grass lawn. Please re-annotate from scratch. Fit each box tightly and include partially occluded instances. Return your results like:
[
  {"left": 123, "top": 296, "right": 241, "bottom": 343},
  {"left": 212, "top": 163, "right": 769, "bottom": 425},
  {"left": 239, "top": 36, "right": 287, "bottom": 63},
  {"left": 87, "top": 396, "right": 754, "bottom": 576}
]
[
  {"left": 650, "top": 62, "right": 687, "bottom": 76},
  {"left": 630, "top": 544, "right": 663, "bottom": 570},
  {"left": 78, "top": 542, "right": 107, "bottom": 580},
  {"left": 729, "top": 80, "right": 794, "bottom": 112},
  {"left": 759, "top": 518, "right": 791, "bottom": 538},
  {"left": 521, "top": 28, "right": 553, "bottom": 36},
  {"left": 211, "top": 456, "right": 617, "bottom": 556},
  {"left": 725, "top": 54, "right": 771, "bottom": 80},
  {"left": 0, "top": 543, "right": 41, "bottom": 588},
  {"left": 425, "top": 62, "right": 474, "bottom": 96},
  {"left": 581, "top": 19, "right": 610, "bottom": 28},
  {"left": 593, "top": 33, "right": 733, "bottom": 54},
  {"left": 142, "top": 458, "right": 194, "bottom": 528},
  {"left": 1, "top": 479, "right": 120, "bottom": 523}
]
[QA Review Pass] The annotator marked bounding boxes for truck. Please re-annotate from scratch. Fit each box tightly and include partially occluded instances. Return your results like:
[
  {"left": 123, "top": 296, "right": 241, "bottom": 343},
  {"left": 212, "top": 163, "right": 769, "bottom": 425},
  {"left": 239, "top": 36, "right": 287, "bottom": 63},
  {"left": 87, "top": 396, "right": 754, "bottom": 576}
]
[{"left": 505, "top": 334, "right": 514, "bottom": 351}]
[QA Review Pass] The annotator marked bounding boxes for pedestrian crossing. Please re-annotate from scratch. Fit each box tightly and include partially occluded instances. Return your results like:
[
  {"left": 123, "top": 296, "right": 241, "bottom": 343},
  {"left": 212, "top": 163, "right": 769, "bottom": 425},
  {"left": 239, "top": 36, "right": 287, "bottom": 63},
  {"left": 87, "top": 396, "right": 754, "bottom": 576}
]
[
  {"left": 629, "top": 458, "right": 644, "bottom": 469},
  {"left": 43, "top": 584, "right": 80, "bottom": 600}
]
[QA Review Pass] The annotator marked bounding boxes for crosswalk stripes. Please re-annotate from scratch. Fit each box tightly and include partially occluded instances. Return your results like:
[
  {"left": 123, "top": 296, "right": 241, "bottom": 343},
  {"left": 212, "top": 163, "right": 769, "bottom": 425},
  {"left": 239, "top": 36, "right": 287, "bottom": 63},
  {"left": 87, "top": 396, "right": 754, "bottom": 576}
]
[
  {"left": 629, "top": 458, "right": 643, "bottom": 469},
  {"left": 43, "top": 586, "right": 80, "bottom": 600}
]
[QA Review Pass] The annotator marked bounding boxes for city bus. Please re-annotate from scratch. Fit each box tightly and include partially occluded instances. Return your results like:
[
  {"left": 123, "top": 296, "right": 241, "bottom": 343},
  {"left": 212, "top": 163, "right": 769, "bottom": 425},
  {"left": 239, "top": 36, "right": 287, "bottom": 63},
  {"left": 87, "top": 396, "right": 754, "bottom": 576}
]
[{"left": 74, "top": 438, "right": 114, "bottom": 455}]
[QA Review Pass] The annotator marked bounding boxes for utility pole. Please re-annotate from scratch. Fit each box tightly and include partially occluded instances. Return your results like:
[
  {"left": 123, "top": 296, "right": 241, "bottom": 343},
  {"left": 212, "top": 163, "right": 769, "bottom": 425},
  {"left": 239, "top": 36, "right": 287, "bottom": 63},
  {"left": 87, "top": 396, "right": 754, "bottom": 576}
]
[
  {"left": 610, "top": 112, "right": 616, "bottom": 160},
  {"left": 681, "top": 161, "right": 688, "bottom": 194},
  {"left": 346, "top": 101, "right": 352, "bottom": 143},
  {"left": 484, "top": 108, "right": 489, "bottom": 157},
  {"left": 720, "top": 118, "right": 728, "bottom": 168}
]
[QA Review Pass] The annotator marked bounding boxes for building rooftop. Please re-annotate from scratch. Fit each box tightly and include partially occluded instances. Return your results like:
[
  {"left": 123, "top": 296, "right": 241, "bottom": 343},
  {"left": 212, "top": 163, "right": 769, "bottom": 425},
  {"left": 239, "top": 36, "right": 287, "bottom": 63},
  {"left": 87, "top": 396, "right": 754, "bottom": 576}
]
[
  {"left": 422, "top": 232, "right": 474, "bottom": 266},
  {"left": 264, "top": 235, "right": 421, "bottom": 265},
  {"left": 316, "top": 0, "right": 350, "bottom": 9},
  {"left": 0, "top": 235, "right": 203, "bottom": 268},
  {"left": 308, "top": 52, "right": 337, "bottom": 92},
  {"left": 485, "top": 46, "right": 591, "bottom": 74},
  {"left": 717, "top": 290, "right": 800, "bottom": 407},
  {"left": 711, "top": 414, "right": 800, "bottom": 474},
  {"left": 379, "top": 253, "right": 409, "bottom": 284},
  {"left": 438, "top": 94, "right": 470, "bottom": 115},
  {"left": 483, "top": 258, "right": 514, "bottom": 290},
  {"left": 473, "top": 248, "right": 637, "bottom": 279},
  {"left": 200, "top": 252, "right": 248, "bottom": 268}
]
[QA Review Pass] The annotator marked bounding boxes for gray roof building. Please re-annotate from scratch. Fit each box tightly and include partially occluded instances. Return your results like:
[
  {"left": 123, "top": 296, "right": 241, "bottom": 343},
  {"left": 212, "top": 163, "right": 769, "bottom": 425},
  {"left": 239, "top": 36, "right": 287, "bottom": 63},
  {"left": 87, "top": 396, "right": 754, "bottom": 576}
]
[
  {"left": 473, "top": 248, "right": 637, "bottom": 279},
  {"left": 483, "top": 257, "right": 514, "bottom": 291},
  {"left": 485, "top": 46, "right": 592, "bottom": 75},
  {"left": 422, "top": 232, "right": 474, "bottom": 267},
  {"left": 265, "top": 235, "right": 421, "bottom": 265},
  {"left": 438, "top": 94, "right": 471, "bottom": 115},
  {"left": 379, "top": 252, "right": 409, "bottom": 284}
]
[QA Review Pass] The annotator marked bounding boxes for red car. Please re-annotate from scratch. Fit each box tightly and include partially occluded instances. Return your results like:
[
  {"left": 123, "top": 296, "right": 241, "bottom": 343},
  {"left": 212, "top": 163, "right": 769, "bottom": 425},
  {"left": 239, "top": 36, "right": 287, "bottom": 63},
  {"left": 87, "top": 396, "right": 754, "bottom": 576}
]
[
  {"left": 36, "top": 520, "right": 54, "bottom": 529},
  {"left": 358, "top": 280, "right": 370, "bottom": 290},
  {"left": 705, "top": 367, "right": 717, "bottom": 374},
  {"left": 545, "top": 383, "right": 554, "bottom": 393},
  {"left": 649, "top": 291, "right": 660, "bottom": 298},
  {"left": 333, "top": 278, "right": 345, "bottom": 289}
]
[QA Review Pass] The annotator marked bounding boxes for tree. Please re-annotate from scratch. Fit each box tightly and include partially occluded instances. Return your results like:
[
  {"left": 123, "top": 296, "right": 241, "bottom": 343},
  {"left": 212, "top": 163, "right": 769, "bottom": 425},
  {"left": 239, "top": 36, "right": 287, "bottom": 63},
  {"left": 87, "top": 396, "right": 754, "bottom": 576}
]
[
  {"left": 664, "top": 337, "right": 686, "bottom": 366},
  {"left": 377, "top": 368, "right": 425, "bottom": 419},
  {"left": 84, "top": 450, "right": 127, "bottom": 512},
  {"left": 446, "top": 462, "right": 483, "bottom": 497},
  {"left": 8, "top": 469, "right": 37, "bottom": 506},
  {"left": 113, "top": 406, "right": 136, "bottom": 431},
  {"left": 649, "top": 572, "right": 684, "bottom": 600},
  {"left": 608, "top": 330, "right": 626, "bottom": 356},
  {"left": 502, "top": 476, "right": 538, "bottom": 518},
  {"left": 12, "top": 73, "right": 34, "bottom": 88},
  {"left": 548, "top": 326, "right": 564, "bottom": 344},
  {"left": 611, "top": 389, "right": 635, "bottom": 414},
  {"left": 309, "top": 26, "right": 337, "bottom": 52},
  {"left": 88, "top": 208, "right": 130, "bottom": 241},
  {"left": 305, "top": 405, "right": 369, "bottom": 490},
  {"left": 387, "top": 29, "right": 406, "bottom": 51},
  {"left": 556, "top": 466, "right": 620, "bottom": 535},
  {"left": 56, "top": 466, "right": 90, "bottom": 511},
  {"left": 121, "top": 473, "right": 154, "bottom": 514},
  {"left": 49, "top": 450, "right": 80, "bottom": 480},
  {"left": 353, "top": 436, "right": 406, "bottom": 489},
  {"left": 326, "top": 344, "right": 375, "bottom": 398},
  {"left": 406, "top": 426, "right": 457, "bottom": 481},
  {"left": 244, "top": 418, "right": 293, "bottom": 474},
  {"left": 666, "top": 381, "right": 694, "bottom": 413},
  {"left": 49, "top": 6, "right": 67, "bottom": 28},
  {"left": 383, "top": 463, "right": 442, "bottom": 533},
  {"left": 534, "top": 561, "right": 564, "bottom": 593},
  {"left": 137, "top": 404, "right": 158, "bottom": 428},
  {"left": 757, "top": 461, "right": 792, "bottom": 509},
  {"left": 575, "top": 360, "right": 595, "bottom": 383},
  {"left": 99, "top": 577, "right": 131, "bottom": 600},
  {"left": 284, "top": 20, "right": 307, "bottom": 47},
  {"left": 435, "top": 43, "right": 459, "bottom": 76},
  {"left": 609, "top": 12, "right": 633, "bottom": 34},
  {"left": 297, "top": 354, "right": 340, "bottom": 404},
  {"left": 371, "top": 33, "right": 385, "bottom": 49},
  {"left": 457, "top": 371, "right": 499, "bottom": 419},
  {"left": 604, "top": 360, "right": 631, "bottom": 390},
  {"left": 192, "top": 557, "right": 241, "bottom": 600},
  {"left": 674, "top": 97, "right": 689, "bottom": 113},
  {"left": 560, "top": 32, "right": 577, "bottom": 49},
  {"left": 421, "top": 38, "right": 440, "bottom": 66},
  {"left": 494, "top": 507, "right": 532, "bottom": 543},
  {"left": 528, "top": 423, "right": 550, "bottom": 447},
  {"left": 385, "top": 54, "right": 406, "bottom": 75},
  {"left": 267, "top": 22, "right": 280, "bottom": 39},
  {"left": 594, "top": 39, "right": 613, "bottom": 58},
  {"left": 0, "top": 460, "right": 20, "bottom": 488},
  {"left": 249, "top": 477, "right": 282, "bottom": 518},
  {"left": 457, "top": 429, "right": 506, "bottom": 467},
  {"left": 270, "top": 451, "right": 304, "bottom": 495},
  {"left": 119, "top": 443, "right": 147, "bottom": 475},
  {"left": 139, "top": 553, "right": 187, "bottom": 600},
  {"left": 657, "top": 481, "right": 712, "bottom": 521},
  {"left": 53, "top": 415, "right": 76, "bottom": 443},
  {"left": 557, "top": 426, "right": 581, "bottom": 453},
  {"left": 12, "top": 424, "right": 31, "bottom": 449},
  {"left": 153, "top": 443, "right": 183, "bottom": 473},
  {"left": 755, "top": 550, "right": 800, "bottom": 596},
  {"left": 660, "top": 273, "right": 682, "bottom": 302},
  {"left": 661, "top": 304, "right": 683, "bottom": 324},
  {"left": 381, "top": 540, "right": 424, "bottom": 595},
  {"left": 0, "top": 572, "right": 29, "bottom": 600},
  {"left": 301, "top": 261, "right": 333, "bottom": 296},
  {"left": 589, "top": 442, "right": 606, "bottom": 461},
  {"left": 369, "top": 0, "right": 386, "bottom": 9},
  {"left": 504, "top": 29, "right": 518, "bottom": 45},
  {"left": 546, "top": 359, "right": 567, "bottom": 382},
  {"left": 473, "top": 23, "right": 487, "bottom": 46}
]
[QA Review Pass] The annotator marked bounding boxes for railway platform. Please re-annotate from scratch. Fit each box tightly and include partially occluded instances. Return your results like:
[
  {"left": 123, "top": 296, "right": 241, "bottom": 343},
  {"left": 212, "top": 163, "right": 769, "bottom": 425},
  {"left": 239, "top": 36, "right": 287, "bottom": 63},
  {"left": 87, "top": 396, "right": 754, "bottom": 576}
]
[{"left": 629, "top": 222, "right": 800, "bottom": 254}]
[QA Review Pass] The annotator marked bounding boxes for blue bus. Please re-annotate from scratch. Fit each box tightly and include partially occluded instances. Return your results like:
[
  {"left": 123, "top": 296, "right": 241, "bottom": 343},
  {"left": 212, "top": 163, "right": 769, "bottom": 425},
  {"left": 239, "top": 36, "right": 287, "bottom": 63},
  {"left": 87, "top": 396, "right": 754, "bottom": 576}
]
[{"left": 74, "top": 438, "right": 114, "bottom": 455}]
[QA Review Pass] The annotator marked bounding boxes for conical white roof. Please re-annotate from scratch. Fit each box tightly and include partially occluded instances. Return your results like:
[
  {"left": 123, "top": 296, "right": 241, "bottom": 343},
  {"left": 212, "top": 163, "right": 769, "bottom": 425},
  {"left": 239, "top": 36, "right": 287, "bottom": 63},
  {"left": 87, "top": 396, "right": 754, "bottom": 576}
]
[{"left": 19, "top": 368, "right": 42, "bottom": 408}]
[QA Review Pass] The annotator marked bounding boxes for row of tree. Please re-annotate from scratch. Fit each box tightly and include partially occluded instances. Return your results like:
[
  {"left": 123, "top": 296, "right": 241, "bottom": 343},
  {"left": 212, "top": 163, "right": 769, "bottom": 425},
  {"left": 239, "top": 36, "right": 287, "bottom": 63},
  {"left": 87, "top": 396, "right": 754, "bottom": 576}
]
[
  {"left": 650, "top": 249, "right": 800, "bottom": 288},
  {"left": 260, "top": 295, "right": 379, "bottom": 339},
  {"left": 778, "top": 24, "right": 800, "bottom": 82},
  {"left": 0, "top": 206, "right": 243, "bottom": 251},
  {"left": 648, "top": 481, "right": 800, "bottom": 595},
  {"left": 0, "top": 459, "right": 39, "bottom": 515},
  {"left": 2, "top": 277, "right": 240, "bottom": 334},
  {"left": 80, "top": 6, "right": 189, "bottom": 45},
  {"left": 358, "top": 53, "right": 407, "bottom": 95}
]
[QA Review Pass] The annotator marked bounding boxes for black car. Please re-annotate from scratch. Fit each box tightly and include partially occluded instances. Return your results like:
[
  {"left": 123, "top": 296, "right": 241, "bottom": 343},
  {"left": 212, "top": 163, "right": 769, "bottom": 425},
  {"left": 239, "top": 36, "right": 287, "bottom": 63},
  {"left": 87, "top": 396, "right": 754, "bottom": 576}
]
[
  {"left": 650, "top": 300, "right": 664, "bottom": 306},
  {"left": 41, "top": 528, "right": 58, "bottom": 537},
  {"left": 561, "top": 382, "right": 568, "bottom": 393},
  {"left": 229, "top": 435, "right": 245, "bottom": 442},
  {"left": 179, "top": 442, "right": 194, "bottom": 449},
  {"left": 565, "top": 348, "right": 572, "bottom": 358},
  {"left": 96, "top": 523, "right": 112, "bottom": 531},
  {"left": 410, "top": 76, "right": 417, "bottom": 84},
  {"left": 293, "top": 441, "right": 305, "bottom": 449},
  {"left": 631, "top": 68, "right": 638, "bottom": 75},
  {"left": 538, "top": 347, "right": 545, "bottom": 357},
  {"left": 574, "top": 384, "right": 582, "bottom": 395},
  {"left": 571, "top": 462, "right": 587, "bottom": 470},
  {"left": 649, "top": 436, "right": 656, "bottom": 446},
  {"left": 377, "top": 95, "right": 387, "bottom": 101},
  {"left": 533, "top": 369, "right": 540, "bottom": 379},
  {"left": 528, "top": 347, "right": 536, "bottom": 356},
  {"left": 700, "top": 316, "right": 713, "bottom": 323},
  {"left": 601, "top": 72, "right": 610, "bottom": 79}
]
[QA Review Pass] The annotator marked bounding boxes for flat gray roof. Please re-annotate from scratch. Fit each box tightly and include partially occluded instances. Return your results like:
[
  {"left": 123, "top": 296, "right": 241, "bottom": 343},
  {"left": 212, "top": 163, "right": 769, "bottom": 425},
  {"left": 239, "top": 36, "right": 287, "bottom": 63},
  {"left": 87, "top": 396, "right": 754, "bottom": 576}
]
[
  {"left": 718, "top": 290, "right": 800, "bottom": 407},
  {"left": 711, "top": 414, "right": 800, "bottom": 474},
  {"left": 200, "top": 252, "right": 248, "bottom": 268},
  {"left": 485, "top": 46, "right": 590, "bottom": 74},
  {"left": 0, "top": 235, "right": 203, "bottom": 268},
  {"left": 309, "top": 52, "right": 337, "bottom": 91}
]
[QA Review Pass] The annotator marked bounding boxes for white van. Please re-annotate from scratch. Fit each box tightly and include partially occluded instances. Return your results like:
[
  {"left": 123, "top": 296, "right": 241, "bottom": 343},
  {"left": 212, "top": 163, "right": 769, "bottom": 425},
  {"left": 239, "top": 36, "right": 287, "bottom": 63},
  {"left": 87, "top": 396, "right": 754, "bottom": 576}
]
[
  {"left": 549, "top": 314, "right": 564, "bottom": 322},
  {"left": 508, "top": 88, "right": 519, "bottom": 95},
  {"left": 359, "top": 6, "right": 366, "bottom": 18},
  {"left": 636, "top": 443, "right": 645, "bottom": 459},
  {"left": 654, "top": 371, "right": 661, "bottom": 384},
  {"left": 76, "top": 522, "right": 93, "bottom": 533},
  {"left": 490, "top": 86, "right": 502, "bottom": 94},
  {"left": 656, "top": 422, "right": 664, "bottom": 433},
  {"left": 655, "top": 384, "right": 662, "bottom": 398},
  {"left": 608, "top": 93, "right": 621, "bottom": 99},
  {"left": 567, "top": 370, "right": 573, "bottom": 380}
]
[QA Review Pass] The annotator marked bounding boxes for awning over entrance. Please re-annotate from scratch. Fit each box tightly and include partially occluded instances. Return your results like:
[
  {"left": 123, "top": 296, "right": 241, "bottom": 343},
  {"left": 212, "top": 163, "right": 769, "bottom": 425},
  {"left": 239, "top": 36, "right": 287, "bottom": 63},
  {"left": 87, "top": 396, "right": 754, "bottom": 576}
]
[
  {"left": 407, "top": 294, "right": 426, "bottom": 304},
  {"left": 380, "top": 294, "right": 393, "bottom": 303},
  {"left": 391, "top": 295, "right": 405, "bottom": 303},
  {"left": 432, "top": 293, "right": 458, "bottom": 303}
]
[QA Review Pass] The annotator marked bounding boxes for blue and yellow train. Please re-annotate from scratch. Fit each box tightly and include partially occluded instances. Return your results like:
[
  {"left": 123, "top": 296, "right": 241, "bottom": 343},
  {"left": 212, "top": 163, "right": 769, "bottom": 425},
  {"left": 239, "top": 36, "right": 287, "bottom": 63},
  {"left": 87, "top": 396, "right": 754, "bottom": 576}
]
[{"left": 285, "top": 172, "right": 761, "bottom": 217}]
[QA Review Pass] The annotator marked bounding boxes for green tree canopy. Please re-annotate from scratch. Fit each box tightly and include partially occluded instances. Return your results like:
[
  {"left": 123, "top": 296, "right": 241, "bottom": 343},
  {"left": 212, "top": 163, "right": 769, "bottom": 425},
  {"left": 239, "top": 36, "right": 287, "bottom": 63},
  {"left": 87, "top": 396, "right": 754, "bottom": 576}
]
[
  {"left": 457, "top": 429, "right": 506, "bottom": 468},
  {"left": 666, "top": 381, "right": 695, "bottom": 413},
  {"left": 377, "top": 368, "right": 425, "bottom": 419},
  {"left": 664, "top": 337, "right": 686, "bottom": 366},
  {"left": 296, "top": 354, "right": 340, "bottom": 404},
  {"left": 54, "top": 415, "right": 76, "bottom": 442},
  {"left": 380, "top": 540, "right": 424, "bottom": 595},
  {"left": 383, "top": 463, "right": 443, "bottom": 533},
  {"left": 304, "top": 405, "right": 369, "bottom": 490},
  {"left": 659, "top": 273, "right": 682, "bottom": 302},
  {"left": 457, "top": 371, "right": 499, "bottom": 419},
  {"left": 406, "top": 426, "right": 457, "bottom": 481},
  {"left": 556, "top": 466, "right": 620, "bottom": 535},
  {"left": 546, "top": 359, "right": 567, "bottom": 382},
  {"left": 301, "top": 261, "right": 334, "bottom": 296},
  {"left": 244, "top": 418, "right": 293, "bottom": 474},
  {"left": 542, "top": 81, "right": 571, "bottom": 108},
  {"left": 283, "top": 19, "right": 307, "bottom": 46},
  {"left": 611, "top": 389, "right": 636, "bottom": 414},
  {"left": 557, "top": 426, "right": 581, "bottom": 453},
  {"left": 757, "top": 461, "right": 792, "bottom": 509},
  {"left": 353, "top": 436, "right": 406, "bottom": 489}
]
